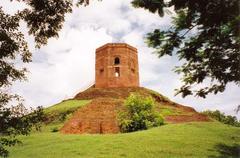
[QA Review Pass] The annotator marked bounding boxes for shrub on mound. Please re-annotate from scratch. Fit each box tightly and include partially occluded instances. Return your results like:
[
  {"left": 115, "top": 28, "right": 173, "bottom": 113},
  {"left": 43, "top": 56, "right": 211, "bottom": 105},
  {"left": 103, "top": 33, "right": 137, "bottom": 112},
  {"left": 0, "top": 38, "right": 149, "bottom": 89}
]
[
  {"left": 118, "top": 94, "right": 164, "bottom": 133},
  {"left": 202, "top": 110, "right": 240, "bottom": 127}
]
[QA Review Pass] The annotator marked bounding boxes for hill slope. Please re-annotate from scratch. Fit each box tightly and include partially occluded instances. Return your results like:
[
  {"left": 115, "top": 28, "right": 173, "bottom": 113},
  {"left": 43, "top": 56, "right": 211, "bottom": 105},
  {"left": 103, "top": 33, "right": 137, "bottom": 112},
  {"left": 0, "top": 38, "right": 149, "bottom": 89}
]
[
  {"left": 10, "top": 87, "right": 239, "bottom": 158},
  {"left": 44, "top": 99, "right": 91, "bottom": 123},
  {"left": 60, "top": 87, "right": 209, "bottom": 134},
  {"left": 8, "top": 122, "right": 240, "bottom": 158}
]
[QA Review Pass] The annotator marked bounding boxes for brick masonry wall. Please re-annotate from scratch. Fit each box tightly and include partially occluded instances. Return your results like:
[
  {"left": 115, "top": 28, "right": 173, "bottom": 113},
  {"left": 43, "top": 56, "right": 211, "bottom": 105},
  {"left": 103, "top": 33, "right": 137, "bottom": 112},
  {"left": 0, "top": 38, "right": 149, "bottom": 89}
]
[{"left": 95, "top": 43, "right": 139, "bottom": 88}]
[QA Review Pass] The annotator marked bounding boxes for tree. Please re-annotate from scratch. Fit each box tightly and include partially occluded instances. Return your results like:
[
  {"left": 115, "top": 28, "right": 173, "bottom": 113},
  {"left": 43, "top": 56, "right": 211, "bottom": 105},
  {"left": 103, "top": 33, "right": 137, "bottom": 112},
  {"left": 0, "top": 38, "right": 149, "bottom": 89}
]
[
  {"left": 132, "top": 0, "right": 240, "bottom": 98},
  {"left": 0, "top": 0, "right": 89, "bottom": 157},
  {"left": 0, "top": 105, "right": 44, "bottom": 157},
  {"left": 202, "top": 110, "right": 240, "bottom": 127}
]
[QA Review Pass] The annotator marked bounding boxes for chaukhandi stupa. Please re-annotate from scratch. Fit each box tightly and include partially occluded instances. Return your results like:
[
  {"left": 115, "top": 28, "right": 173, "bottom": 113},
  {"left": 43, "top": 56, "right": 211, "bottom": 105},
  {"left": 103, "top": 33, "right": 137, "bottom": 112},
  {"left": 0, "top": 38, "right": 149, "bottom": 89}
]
[{"left": 60, "top": 43, "right": 209, "bottom": 134}]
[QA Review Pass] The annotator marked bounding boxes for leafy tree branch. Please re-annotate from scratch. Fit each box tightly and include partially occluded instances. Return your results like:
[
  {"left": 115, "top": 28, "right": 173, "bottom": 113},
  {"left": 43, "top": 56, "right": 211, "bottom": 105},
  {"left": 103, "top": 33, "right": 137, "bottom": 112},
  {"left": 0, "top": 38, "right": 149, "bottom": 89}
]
[{"left": 132, "top": 0, "right": 240, "bottom": 98}]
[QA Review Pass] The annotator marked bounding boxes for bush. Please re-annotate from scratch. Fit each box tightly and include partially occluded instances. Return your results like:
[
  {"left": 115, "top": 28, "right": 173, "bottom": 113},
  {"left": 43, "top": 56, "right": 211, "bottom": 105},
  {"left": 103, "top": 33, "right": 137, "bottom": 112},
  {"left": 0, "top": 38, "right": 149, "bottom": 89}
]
[
  {"left": 202, "top": 110, "right": 240, "bottom": 127},
  {"left": 118, "top": 94, "right": 164, "bottom": 133},
  {"left": 51, "top": 127, "right": 59, "bottom": 133}
]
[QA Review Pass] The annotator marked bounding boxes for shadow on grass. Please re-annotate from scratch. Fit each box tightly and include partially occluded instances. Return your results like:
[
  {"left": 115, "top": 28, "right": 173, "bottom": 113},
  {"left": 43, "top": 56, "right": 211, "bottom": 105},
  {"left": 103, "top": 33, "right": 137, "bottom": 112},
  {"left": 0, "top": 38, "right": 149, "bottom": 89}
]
[{"left": 208, "top": 143, "right": 240, "bottom": 158}]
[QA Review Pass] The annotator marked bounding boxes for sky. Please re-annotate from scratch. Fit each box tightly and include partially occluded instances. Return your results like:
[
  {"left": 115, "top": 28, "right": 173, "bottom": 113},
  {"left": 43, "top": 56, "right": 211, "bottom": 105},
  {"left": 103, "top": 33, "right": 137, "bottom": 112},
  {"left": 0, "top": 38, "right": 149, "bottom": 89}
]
[{"left": 1, "top": 0, "right": 239, "bottom": 119}]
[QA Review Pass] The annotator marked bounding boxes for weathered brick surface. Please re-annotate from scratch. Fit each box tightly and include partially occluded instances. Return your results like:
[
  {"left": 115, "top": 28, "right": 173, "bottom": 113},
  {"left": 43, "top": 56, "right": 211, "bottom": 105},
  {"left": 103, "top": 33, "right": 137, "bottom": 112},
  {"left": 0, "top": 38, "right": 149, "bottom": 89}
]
[
  {"left": 95, "top": 43, "right": 139, "bottom": 88},
  {"left": 60, "top": 99, "right": 123, "bottom": 134},
  {"left": 61, "top": 87, "right": 210, "bottom": 134}
]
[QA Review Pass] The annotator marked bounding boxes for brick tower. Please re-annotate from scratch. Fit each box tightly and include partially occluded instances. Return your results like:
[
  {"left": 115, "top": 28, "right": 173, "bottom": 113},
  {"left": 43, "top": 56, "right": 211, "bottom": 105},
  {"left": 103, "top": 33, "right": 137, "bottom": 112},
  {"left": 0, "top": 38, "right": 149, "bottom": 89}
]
[{"left": 95, "top": 43, "right": 139, "bottom": 88}]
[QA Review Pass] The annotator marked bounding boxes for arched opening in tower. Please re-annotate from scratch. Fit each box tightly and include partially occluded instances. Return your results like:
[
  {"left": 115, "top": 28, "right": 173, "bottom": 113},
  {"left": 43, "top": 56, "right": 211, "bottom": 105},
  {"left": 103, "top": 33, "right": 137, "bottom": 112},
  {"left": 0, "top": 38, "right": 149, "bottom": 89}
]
[
  {"left": 115, "top": 67, "right": 120, "bottom": 77},
  {"left": 114, "top": 57, "right": 120, "bottom": 65}
]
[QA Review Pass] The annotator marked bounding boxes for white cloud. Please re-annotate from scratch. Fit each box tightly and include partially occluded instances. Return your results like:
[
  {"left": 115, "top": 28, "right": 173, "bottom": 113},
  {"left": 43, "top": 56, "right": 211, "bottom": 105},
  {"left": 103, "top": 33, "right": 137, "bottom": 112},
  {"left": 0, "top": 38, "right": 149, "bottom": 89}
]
[
  {"left": 12, "top": 27, "right": 112, "bottom": 106},
  {"left": 0, "top": 0, "right": 28, "bottom": 15},
  {"left": 1, "top": 0, "right": 239, "bottom": 119}
]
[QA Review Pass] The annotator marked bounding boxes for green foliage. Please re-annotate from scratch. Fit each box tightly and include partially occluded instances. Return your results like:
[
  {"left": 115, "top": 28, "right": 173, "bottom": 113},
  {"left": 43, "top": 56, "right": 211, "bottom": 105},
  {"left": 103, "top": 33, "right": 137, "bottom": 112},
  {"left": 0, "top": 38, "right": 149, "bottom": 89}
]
[
  {"left": 132, "top": 0, "right": 240, "bottom": 98},
  {"left": 202, "top": 110, "right": 240, "bottom": 127},
  {"left": 132, "top": 0, "right": 166, "bottom": 16},
  {"left": 22, "top": 0, "right": 73, "bottom": 48},
  {"left": 118, "top": 94, "right": 164, "bottom": 133},
  {"left": 0, "top": 1, "right": 90, "bottom": 157},
  {"left": 51, "top": 127, "right": 59, "bottom": 133},
  {"left": 0, "top": 106, "right": 44, "bottom": 157}
]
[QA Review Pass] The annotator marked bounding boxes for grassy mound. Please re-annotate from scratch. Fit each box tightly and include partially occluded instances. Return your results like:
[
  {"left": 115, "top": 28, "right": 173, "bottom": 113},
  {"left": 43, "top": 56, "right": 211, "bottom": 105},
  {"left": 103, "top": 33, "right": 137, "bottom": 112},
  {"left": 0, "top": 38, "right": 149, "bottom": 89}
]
[
  {"left": 8, "top": 88, "right": 238, "bottom": 157},
  {"left": 8, "top": 122, "right": 240, "bottom": 158},
  {"left": 44, "top": 99, "right": 91, "bottom": 123},
  {"left": 74, "top": 87, "right": 210, "bottom": 124},
  {"left": 41, "top": 87, "right": 210, "bottom": 134}
]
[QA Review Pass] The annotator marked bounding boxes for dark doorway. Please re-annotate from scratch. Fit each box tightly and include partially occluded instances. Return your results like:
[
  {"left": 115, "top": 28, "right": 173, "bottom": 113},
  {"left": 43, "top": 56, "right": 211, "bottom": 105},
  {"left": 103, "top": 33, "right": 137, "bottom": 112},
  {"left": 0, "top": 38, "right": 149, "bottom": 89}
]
[{"left": 114, "top": 57, "right": 120, "bottom": 65}]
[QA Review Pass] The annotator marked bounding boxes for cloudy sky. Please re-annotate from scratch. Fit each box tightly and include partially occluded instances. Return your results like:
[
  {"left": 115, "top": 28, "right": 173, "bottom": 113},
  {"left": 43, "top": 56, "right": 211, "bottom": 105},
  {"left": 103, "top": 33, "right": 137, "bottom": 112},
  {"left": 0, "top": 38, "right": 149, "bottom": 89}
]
[{"left": 1, "top": 0, "right": 239, "bottom": 119}]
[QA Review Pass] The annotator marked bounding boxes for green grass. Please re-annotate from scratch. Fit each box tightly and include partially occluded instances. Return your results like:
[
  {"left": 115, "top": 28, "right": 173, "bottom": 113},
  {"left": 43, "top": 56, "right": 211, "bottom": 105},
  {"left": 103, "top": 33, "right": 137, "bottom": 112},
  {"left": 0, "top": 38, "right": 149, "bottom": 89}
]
[
  {"left": 8, "top": 122, "right": 240, "bottom": 158},
  {"left": 44, "top": 99, "right": 91, "bottom": 123},
  {"left": 44, "top": 99, "right": 91, "bottom": 114},
  {"left": 145, "top": 88, "right": 171, "bottom": 102},
  {"left": 158, "top": 105, "right": 182, "bottom": 117}
]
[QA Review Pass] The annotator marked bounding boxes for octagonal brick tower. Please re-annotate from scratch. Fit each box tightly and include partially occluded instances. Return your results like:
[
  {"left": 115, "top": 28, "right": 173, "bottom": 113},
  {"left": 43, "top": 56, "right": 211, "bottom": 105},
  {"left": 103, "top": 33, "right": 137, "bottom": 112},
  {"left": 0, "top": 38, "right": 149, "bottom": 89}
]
[{"left": 95, "top": 43, "right": 139, "bottom": 88}]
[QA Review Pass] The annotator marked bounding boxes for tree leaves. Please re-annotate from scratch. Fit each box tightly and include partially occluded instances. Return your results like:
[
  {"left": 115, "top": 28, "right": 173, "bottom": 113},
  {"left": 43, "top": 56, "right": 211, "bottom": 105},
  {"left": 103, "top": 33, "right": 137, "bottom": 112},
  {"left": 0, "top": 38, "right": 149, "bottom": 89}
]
[
  {"left": 0, "top": 105, "right": 44, "bottom": 157},
  {"left": 133, "top": 0, "right": 240, "bottom": 98},
  {"left": 0, "top": 8, "right": 30, "bottom": 88},
  {"left": 131, "top": 0, "right": 166, "bottom": 16},
  {"left": 0, "top": 1, "right": 89, "bottom": 157},
  {"left": 23, "top": 0, "right": 73, "bottom": 48}
]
